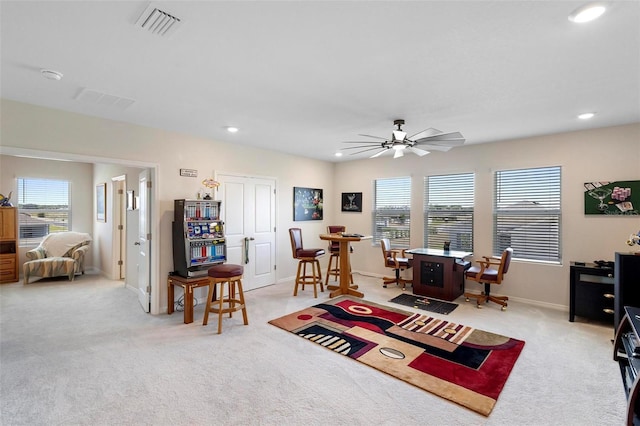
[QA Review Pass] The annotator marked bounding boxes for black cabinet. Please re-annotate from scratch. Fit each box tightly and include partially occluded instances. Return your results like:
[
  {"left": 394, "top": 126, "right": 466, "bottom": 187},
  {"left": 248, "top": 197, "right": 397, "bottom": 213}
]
[
  {"left": 613, "top": 306, "right": 640, "bottom": 425},
  {"left": 569, "top": 261, "right": 614, "bottom": 324},
  {"left": 172, "top": 199, "right": 226, "bottom": 278},
  {"left": 615, "top": 253, "right": 640, "bottom": 330},
  {"left": 407, "top": 249, "right": 471, "bottom": 302}
]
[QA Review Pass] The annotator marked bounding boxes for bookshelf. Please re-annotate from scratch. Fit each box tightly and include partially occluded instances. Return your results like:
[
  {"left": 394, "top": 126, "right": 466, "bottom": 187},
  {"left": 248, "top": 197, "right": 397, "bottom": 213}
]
[
  {"left": 172, "top": 199, "right": 226, "bottom": 278},
  {"left": 614, "top": 306, "right": 640, "bottom": 425},
  {"left": 0, "top": 207, "right": 19, "bottom": 283}
]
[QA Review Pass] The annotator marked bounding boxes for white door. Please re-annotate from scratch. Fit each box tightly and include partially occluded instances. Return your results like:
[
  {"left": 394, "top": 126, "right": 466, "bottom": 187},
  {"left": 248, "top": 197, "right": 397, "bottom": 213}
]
[
  {"left": 218, "top": 174, "right": 276, "bottom": 291},
  {"left": 137, "top": 169, "right": 152, "bottom": 312}
]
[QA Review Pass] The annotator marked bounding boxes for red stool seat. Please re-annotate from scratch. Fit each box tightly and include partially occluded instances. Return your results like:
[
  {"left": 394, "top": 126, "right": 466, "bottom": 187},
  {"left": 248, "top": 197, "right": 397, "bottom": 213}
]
[{"left": 208, "top": 264, "right": 244, "bottom": 278}]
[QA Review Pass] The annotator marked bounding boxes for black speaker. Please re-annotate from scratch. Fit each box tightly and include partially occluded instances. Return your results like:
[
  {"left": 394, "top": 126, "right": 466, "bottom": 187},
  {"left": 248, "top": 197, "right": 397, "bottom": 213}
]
[{"left": 614, "top": 252, "right": 640, "bottom": 329}]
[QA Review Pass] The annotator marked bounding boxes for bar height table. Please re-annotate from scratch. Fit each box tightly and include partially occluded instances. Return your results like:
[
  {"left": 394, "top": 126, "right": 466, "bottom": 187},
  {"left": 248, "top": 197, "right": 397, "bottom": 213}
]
[{"left": 319, "top": 233, "right": 370, "bottom": 298}]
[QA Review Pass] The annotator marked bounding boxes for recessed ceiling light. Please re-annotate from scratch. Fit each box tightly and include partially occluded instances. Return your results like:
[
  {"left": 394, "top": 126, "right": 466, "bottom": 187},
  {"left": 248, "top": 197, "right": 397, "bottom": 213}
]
[
  {"left": 578, "top": 112, "right": 596, "bottom": 120},
  {"left": 225, "top": 126, "right": 239, "bottom": 133},
  {"left": 568, "top": 3, "right": 607, "bottom": 23},
  {"left": 334, "top": 152, "right": 343, "bottom": 157},
  {"left": 40, "top": 69, "right": 63, "bottom": 81}
]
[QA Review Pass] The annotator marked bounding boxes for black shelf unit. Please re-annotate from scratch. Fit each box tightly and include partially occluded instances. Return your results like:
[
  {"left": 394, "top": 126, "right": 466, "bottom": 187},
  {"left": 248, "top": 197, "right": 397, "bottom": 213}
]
[
  {"left": 615, "top": 253, "right": 640, "bottom": 330},
  {"left": 172, "top": 199, "right": 226, "bottom": 278},
  {"left": 569, "top": 261, "right": 615, "bottom": 324},
  {"left": 614, "top": 306, "right": 640, "bottom": 425}
]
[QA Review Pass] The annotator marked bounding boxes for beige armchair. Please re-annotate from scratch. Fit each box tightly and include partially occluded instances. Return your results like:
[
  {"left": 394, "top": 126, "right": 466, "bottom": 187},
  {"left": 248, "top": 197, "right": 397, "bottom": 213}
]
[{"left": 23, "top": 232, "right": 92, "bottom": 284}]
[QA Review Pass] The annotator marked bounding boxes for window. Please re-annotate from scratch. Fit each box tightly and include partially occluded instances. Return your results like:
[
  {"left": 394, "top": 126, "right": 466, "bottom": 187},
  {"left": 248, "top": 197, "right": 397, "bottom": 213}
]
[
  {"left": 373, "top": 176, "right": 411, "bottom": 248},
  {"left": 17, "top": 178, "right": 71, "bottom": 245},
  {"left": 424, "top": 173, "right": 474, "bottom": 251},
  {"left": 494, "top": 166, "right": 561, "bottom": 263}
]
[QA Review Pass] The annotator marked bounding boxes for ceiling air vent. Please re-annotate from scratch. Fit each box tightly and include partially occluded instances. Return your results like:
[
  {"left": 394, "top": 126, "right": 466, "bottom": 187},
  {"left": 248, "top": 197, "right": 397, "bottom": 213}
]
[
  {"left": 74, "top": 88, "right": 136, "bottom": 110},
  {"left": 135, "top": 4, "right": 182, "bottom": 37}
]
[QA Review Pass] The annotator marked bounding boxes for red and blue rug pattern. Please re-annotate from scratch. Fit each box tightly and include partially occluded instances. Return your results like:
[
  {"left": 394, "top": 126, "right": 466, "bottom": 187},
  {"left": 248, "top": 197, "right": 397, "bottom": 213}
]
[{"left": 269, "top": 296, "right": 525, "bottom": 416}]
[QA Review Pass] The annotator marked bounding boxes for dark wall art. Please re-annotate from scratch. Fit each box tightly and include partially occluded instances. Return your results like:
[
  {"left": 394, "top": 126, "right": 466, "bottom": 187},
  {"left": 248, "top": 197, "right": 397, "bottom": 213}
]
[
  {"left": 584, "top": 180, "right": 640, "bottom": 215},
  {"left": 294, "top": 187, "right": 323, "bottom": 221},
  {"left": 341, "top": 192, "right": 362, "bottom": 212}
]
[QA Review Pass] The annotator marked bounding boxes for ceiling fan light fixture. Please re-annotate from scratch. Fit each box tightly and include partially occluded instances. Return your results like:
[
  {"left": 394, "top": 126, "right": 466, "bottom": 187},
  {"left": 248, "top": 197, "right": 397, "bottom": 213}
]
[
  {"left": 225, "top": 126, "right": 239, "bottom": 133},
  {"left": 568, "top": 3, "right": 606, "bottom": 23},
  {"left": 392, "top": 144, "right": 406, "bottom": 151}
]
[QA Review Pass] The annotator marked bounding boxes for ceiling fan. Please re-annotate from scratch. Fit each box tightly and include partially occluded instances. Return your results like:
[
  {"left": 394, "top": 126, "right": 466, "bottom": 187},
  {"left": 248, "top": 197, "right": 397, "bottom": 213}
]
[{"left": 342, "top": 119, "right": 465, "bottom": 159}]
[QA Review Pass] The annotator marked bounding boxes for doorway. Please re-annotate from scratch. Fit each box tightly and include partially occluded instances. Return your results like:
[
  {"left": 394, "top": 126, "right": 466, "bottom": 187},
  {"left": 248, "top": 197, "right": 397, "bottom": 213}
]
[{"left": 217, "top": 173, "right": 277, "bottom": 291}]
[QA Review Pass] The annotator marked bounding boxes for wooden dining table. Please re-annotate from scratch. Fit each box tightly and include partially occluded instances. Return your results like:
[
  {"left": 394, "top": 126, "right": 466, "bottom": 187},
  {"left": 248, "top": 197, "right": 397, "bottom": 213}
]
[{"left": 319, "top": 233, "right": 371, "bottom": 298}]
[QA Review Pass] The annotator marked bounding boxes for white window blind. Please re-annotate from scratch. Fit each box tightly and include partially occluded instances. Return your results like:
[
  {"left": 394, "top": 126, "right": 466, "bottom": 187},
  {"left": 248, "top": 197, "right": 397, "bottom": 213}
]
[
  {"left": 494, "top": 166, "right": 561, "bottom": 263},
  {"left": 424, "top": 173, "right": 474, "bottom": 251},
  {"left": 373, "top": 176, "right": 411, "bottom": 248},
  {"left": 17, "top": 178, "right": 71, "bottom": 245}
]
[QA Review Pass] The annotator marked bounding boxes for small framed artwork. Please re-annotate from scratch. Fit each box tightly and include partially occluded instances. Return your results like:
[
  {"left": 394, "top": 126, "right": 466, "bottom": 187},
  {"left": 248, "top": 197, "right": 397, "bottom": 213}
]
[
  {"left": 341, "top": 192, "right": 362, "bottom": 212},
  {"left": 293, "top": 187, "right": 323, "bottom": 221},
  {"left": 96, "top": 183, "right": 106, "bottom": 222},
  {"left": 126, "top": 190, "right": 135, "bottom": 210}
]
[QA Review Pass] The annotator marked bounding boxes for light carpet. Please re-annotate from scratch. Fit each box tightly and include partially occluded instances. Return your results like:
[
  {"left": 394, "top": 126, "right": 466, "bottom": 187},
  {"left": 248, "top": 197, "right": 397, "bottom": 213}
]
[{"left": 0, "top": 273, "right": 627, "bottom": 425}]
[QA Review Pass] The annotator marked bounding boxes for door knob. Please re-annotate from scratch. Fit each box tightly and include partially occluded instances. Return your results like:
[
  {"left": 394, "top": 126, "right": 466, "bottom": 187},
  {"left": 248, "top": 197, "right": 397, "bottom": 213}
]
[{"left": 134, "top": 242, "right": 141, "bottom": 245}]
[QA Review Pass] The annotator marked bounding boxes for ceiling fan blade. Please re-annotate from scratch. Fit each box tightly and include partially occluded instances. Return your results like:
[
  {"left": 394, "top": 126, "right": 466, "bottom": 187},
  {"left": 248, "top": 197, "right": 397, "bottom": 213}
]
[
  {"left": 414, "top": 144, "right": 452, "bottom": 152},
  {"left": 341, "top": 145, "right": 385, "bottom": 150},
  {"left": 358, "top": 134, "right": 389, "bottom": 141},
  {"left": 408, "top": 128, "right": 441, "bottom": 140},
  {"left": 370, "top": 148, "right": 388, "bottom": 158},
  {"left": 415, "top": 131, "right": 465, "bottom": 144},
  {"left": 416, "top": 139, "right": 464, "bottom": 148},
  {"left": 349, "top": 146, "right": 388, "bottom": 155},
  {"left": 408, "top": 147, "right": 430, "bottom": 156},
  {"left": 393, "top": 149, "right": 404, "bottom": 159},
  {"left": 342, "top": 141, "right": 383, "bottom": 144}
]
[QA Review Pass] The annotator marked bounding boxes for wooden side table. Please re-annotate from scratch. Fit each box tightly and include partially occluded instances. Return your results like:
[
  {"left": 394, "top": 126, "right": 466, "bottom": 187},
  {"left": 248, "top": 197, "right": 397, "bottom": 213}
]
[{"left": 167, "top": 274, "right": 211, "bottom": 324}]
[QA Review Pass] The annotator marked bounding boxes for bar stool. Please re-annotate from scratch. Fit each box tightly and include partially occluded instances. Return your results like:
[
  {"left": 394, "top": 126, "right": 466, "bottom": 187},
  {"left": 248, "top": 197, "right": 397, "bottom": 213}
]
[
  {"left": 289, "top": 228, "right": 325, "bottom": 298},
  {"left": 203, "top": 264, "right": 248, "bottom": 334},
  {"left": 325, "top": 225, "right": 354, "bottom": 288}
]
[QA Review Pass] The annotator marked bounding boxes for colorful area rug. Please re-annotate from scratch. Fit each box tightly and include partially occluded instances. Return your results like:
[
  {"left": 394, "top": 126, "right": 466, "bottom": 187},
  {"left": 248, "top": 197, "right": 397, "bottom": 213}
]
[
  {"left": 389, "top": 293, "right": 458, "bottom": 315},
  {"left": 269, "top": 297, "right": 524, "bottom": 416}
]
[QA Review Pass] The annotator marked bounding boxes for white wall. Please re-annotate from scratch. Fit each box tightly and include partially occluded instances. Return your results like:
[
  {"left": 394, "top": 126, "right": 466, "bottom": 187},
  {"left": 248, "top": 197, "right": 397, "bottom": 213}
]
[
  {"left": 0, "top": 99, "right": 335, "bottom": 314},
  {"left": 2, "top": 99, "right": 638, "bottom": 312},
  {"left": 334, "top": 123, "right": 640, "bottom": 309},
  {"left": 92, "top": 163, "right": 146, "bottom": 278}
]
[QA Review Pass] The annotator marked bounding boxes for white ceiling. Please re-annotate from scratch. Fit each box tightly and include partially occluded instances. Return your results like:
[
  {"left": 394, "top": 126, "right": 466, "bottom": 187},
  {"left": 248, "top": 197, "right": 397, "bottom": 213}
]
[{"left": 1, "top": 1, "right": 639, "bottom": 162}]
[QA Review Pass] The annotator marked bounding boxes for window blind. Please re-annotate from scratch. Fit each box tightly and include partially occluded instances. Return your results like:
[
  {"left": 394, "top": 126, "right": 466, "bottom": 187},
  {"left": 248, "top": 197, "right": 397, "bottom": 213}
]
[
  {"left": 424, "top": 173, "right": 474, "bottom": 251},
  {"left": 17, "top": 177, "right": 71, "bottom": 245},
  {"left": 373, "top": 176, "right": 411, "bottom": 248},
  {"left": 494, "top": 166, "right": 561, "bottom": 262}
]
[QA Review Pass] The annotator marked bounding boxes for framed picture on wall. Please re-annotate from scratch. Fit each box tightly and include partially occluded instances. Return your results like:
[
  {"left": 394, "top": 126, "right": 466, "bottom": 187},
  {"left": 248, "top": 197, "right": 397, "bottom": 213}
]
[
  {"left": 293, "top": 187, "right": 323, "bottom": 221},
  {"left": 584, "top": 180, "right": 640, "bottom": 215},
  {"left": 341, "top": 192, "right": 362, "bottom": 212},
  {"left": 96, "top": 183, "right": 106, "bottom": 222}
]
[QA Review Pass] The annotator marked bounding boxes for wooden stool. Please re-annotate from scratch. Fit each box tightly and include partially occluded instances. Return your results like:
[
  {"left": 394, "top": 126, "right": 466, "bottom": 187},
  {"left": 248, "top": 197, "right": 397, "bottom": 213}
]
[
  {"left": 203, "top": 264, "right": 248, "bottom": 334},
  {"left": 325, "top": 226, "right": 354, "bottom": 289},
  {"left": 294, "top": 255, "right": 324, "bottom": 298},
  {"left": 289, "top": 228, "right": 325, "bottom": 298},
  {"left": 325, "top": 250, "right": 354, "bottom": 288}
]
